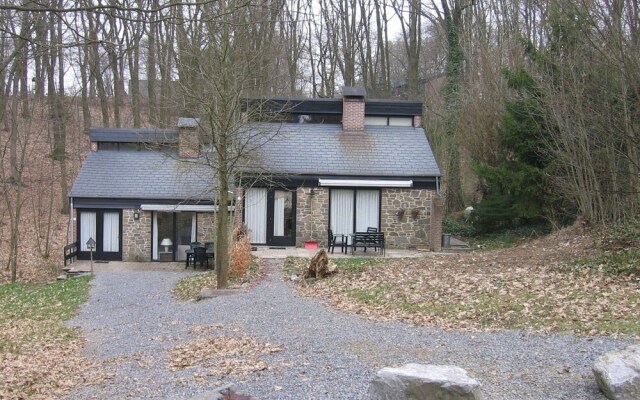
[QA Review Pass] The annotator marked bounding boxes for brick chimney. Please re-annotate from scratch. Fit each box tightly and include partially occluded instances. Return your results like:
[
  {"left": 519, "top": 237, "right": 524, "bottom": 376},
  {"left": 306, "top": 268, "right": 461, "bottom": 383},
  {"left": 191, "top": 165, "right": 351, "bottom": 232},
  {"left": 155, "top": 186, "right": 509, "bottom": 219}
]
[
  {"left": 177, "top": 117, "right": 200, "bottom": 158},
  {"left": 342, "top": 86, "right": 366, "bottom": 131}
]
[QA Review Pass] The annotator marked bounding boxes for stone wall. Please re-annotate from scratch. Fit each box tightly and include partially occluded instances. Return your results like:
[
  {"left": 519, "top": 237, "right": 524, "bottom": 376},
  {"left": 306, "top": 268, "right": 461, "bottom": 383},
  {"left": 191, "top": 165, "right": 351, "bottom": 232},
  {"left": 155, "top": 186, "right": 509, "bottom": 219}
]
[
  {"left": 380, "top": 189, "right": 436, "bottom": 249},
  {"left": 197, "top": 213, "right": 216, "bottom": 243},
  {"left": 122, "top": 209, "right": 152, "bottom": 261},
  {"left": 296, "top": 187, "right": 329, "bottom": 247}
]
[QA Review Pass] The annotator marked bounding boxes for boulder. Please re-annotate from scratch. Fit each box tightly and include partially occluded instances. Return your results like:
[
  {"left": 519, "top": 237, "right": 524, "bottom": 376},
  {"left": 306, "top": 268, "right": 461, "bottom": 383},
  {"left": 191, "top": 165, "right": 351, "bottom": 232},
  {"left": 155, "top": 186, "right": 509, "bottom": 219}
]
[
  {"left": 368, "top": 363, "right": 482, "bottom": 400},
  {"left": 593, "top": 344, "right": 640, "bottom": 400}
]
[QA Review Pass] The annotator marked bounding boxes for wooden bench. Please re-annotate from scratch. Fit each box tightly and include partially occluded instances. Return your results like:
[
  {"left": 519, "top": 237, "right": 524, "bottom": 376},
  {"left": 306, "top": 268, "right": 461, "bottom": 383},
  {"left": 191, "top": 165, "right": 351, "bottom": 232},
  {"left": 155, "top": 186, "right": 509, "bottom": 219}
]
[{"left": 351, "top": 232, "right": 385, "bottom": 256}]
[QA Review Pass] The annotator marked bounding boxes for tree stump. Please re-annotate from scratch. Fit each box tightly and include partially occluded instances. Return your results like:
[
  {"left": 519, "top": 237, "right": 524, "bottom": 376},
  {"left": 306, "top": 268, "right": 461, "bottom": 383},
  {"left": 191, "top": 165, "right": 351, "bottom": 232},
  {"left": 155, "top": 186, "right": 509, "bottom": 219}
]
[{"left": 304, "top": 249, "right": 337, "bottom": 279}]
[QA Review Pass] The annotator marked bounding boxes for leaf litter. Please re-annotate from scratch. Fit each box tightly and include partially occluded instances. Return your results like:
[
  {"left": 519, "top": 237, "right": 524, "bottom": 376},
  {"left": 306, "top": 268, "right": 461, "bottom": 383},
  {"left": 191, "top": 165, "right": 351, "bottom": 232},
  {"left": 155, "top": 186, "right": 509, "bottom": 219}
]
[{"left": 288, "top": 225, "right": 639, "bottom": 336}]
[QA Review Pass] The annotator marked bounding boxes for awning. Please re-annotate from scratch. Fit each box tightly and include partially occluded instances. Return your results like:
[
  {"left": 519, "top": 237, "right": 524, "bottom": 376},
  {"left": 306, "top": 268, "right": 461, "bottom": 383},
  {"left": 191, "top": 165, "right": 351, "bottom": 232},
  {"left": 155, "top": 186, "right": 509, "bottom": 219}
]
[
  {"left": 318, "top": 179, "right": 413, "bottom": 188},
  {"left": 140, "top": 204, "right": 233, "bottom": 212}
]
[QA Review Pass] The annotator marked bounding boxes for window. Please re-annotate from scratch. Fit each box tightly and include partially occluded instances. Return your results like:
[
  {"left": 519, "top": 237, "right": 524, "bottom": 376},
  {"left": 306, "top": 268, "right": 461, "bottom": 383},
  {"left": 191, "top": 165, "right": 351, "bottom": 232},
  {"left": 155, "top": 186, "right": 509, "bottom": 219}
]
[{"left": 364, "top": 116, "right": 413, "bottom": 126}]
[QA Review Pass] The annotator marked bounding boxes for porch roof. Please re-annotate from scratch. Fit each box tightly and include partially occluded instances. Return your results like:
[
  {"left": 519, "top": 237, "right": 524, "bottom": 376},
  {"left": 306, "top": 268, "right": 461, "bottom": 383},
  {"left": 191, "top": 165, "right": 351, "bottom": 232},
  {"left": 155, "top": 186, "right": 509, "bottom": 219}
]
[{"left": 69, "top": 151, "right": 215, "bottom": 200}]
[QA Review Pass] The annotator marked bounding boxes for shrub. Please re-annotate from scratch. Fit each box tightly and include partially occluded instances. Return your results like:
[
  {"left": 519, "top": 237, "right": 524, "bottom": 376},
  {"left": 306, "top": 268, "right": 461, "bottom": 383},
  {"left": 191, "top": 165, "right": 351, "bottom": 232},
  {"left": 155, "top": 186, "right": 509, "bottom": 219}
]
[
  {"left": 575, "top": 249, "right": 640, "bottom": 276},
  {"left": 604, "top": 216, "right": 640, "bottom": 249},
  {"left": 442, "top": 217, "right": 481, "bottom": 237},
  {"left": 229, "top": 224, "right": 252, "bottom": 280}
]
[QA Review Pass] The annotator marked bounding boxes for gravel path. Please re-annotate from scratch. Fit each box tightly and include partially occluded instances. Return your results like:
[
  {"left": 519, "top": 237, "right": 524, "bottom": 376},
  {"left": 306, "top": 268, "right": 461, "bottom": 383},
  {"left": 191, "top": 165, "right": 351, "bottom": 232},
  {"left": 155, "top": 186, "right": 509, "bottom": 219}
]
[{"left": 68, "top": 259, "right": 635, "bottom": 399}]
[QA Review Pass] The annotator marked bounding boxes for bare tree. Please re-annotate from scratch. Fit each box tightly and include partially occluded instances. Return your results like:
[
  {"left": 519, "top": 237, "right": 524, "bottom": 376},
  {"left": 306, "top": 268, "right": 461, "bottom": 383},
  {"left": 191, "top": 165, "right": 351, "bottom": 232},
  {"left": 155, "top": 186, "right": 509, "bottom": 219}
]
[{"left": 177, "top": 0, "right": 284, "bottom": 288}]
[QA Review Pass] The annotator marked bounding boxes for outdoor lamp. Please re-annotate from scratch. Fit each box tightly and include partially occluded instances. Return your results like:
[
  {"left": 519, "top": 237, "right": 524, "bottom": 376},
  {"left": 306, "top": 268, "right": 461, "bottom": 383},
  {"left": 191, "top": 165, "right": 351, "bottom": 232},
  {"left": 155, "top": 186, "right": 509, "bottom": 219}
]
[
  {"left": 86, "top": 237, "right": 96, "bottom": 275},
  {"left": 133, "top": 210, "right": 140, "bottom": 220},
  {"left": 160, "top": 238, "right": 173, "bottom": 253}
]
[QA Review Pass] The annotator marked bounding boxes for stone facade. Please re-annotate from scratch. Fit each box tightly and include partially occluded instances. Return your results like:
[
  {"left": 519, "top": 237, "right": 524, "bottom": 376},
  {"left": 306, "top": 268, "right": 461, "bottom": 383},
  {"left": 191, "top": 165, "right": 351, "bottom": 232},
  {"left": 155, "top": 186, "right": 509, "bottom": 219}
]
[
  {"left": 294, "top": 187, "right": 439, "bottom": 250},
  {"left": 122, "top": 209, "right": 152, "bottom": 261},
  {"left": 119, "top": 187, "right": 440, "bottom": 259},
  {"left": 296, "top": 187, "right": 330, "bottom": 247},
  {"left": 380, "top": 188, "right": 436, "bottom": 249},
  {"left": 121, "top": 210, "right": 221, "bottom": 262},
  {"left": 196, "top": 212, "right": 216, "bottom": 243}
]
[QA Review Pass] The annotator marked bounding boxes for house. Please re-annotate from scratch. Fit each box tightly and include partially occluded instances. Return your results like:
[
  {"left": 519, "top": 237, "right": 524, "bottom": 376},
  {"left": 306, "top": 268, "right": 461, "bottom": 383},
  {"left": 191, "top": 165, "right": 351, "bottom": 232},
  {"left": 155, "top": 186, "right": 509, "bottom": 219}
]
[{"left": 68, "top": 87, "right": 442, "bottom": 262}]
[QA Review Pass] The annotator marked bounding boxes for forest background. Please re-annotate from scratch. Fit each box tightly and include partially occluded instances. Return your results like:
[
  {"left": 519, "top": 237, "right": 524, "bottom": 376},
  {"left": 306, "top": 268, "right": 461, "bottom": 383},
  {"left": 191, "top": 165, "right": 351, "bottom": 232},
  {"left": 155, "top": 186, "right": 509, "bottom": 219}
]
[{"left": 0, "top": 0, "right": 638, "bottom": 283}]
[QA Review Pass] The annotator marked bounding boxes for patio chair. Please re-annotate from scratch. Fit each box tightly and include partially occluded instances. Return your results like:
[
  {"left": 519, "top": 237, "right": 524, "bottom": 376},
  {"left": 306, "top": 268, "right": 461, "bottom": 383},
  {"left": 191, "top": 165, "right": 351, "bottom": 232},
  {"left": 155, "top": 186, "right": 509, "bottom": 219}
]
[
  {"left": 204, "top": 242, "right": 215, "bottom": 264},
  {"left": 191, "top": 246, "right": 209, "bottom": 269},
  {"left": 327, "top": 229, "right": 347, "bottom": 254},
  {"left": 366, "top": 227, "right": 379, "bottom": 251}
]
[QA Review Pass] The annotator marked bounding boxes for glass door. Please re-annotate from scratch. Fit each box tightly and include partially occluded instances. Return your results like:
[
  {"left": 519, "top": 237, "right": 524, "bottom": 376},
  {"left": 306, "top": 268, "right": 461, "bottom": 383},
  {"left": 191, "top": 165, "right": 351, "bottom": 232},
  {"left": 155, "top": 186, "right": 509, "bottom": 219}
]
[
  {"left": 268, "top": 189, "right": 296, "bottom": 246},
  {"left": 77, "top": 210, "right": 122, "bottom": 261},
  {"left": 245, "top": 188, "right": 267, "bottom": 244},
  {"left": 152, "top": 212, "right": 195, "bottom": 261},
  {"left": 102, "top": 212, "right": 120, "bottom": 254}
]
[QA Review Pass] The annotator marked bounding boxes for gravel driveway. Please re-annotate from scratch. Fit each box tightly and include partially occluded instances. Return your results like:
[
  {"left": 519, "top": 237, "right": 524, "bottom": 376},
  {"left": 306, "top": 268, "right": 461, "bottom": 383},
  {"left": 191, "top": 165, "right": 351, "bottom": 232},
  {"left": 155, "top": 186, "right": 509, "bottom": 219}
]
[{"left": 68, "top": 259, "right": 635, "bottom": 399}]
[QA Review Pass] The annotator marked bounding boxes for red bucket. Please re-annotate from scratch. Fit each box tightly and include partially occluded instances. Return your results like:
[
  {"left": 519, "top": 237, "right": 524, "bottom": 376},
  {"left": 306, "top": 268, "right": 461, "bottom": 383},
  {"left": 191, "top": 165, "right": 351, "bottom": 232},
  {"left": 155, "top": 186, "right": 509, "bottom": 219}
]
[{"left": 304, "top": 241, "right": 319, "bottom": 250}]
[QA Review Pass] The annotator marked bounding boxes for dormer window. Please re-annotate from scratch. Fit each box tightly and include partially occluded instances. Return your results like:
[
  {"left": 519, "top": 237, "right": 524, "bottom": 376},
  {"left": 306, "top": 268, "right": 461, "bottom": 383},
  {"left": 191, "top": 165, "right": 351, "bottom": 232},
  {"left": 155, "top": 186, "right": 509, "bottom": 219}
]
[{"left": 365, "top": 116, "right": 413, "bottom": 126}]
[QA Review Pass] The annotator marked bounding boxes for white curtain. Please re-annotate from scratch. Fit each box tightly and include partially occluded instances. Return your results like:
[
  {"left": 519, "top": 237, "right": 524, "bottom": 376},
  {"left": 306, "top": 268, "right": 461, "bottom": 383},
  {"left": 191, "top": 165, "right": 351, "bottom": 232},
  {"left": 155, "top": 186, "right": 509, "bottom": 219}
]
[
  {"left": 191, "top": 214, "right": 197, "bottom": 242},
  {"left": 102, "top": 212, "right": 120, "bottom": 252},
  {"left": 330, "top": 189, "right": 354, "bottom": 241},
  {"left": 273, "top": 191, "right": 286, "bottom": 236},
  {"left": 80, "top": 212, "right": 96, "bottom": 251},
  {"left": 355, "top": 190, "right": 379, "bottom": 232},
  {"left": 245, "top": 188, "right": 267, "bottom": 243},
  {"left": 152, "top": 212, "right": 158, "bottom": 260}
]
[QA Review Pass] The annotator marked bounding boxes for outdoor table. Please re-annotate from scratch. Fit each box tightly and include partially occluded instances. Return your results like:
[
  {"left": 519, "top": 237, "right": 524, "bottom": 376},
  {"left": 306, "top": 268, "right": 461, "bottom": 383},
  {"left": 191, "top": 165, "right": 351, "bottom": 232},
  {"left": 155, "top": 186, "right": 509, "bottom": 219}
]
[{"left": 185, "top": 247, "right": 215, "bottom": 268}]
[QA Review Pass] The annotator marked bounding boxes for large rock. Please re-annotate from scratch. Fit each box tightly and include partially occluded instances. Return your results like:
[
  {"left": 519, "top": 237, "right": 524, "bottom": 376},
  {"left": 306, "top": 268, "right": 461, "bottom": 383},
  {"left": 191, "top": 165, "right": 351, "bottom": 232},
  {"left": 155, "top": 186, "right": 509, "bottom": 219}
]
[
  {"left": 593, "top": 344, "right": 640, "bottom": 400},
  {"left": 368, "top": 363, "right": 482, "bottom": 400}
]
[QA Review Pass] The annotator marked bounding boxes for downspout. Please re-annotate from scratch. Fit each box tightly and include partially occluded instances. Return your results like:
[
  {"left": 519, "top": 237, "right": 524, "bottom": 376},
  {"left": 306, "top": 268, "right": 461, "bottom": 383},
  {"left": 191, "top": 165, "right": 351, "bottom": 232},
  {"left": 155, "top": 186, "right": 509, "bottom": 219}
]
[
  {"left": 69, "top": 197, "right": 74, "bottom": 244},
  {"left": 436, "top": 177, "right": 440, "bottom": 195}
]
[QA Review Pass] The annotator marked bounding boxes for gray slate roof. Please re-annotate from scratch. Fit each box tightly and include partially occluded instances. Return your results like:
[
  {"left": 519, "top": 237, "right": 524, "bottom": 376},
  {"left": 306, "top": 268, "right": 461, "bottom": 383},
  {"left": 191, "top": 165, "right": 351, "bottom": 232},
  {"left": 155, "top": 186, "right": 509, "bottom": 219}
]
[
  {"left": 69, "top": 151, "right": 214, "bottom": 200},
  {"left": 90, "top": 128, "right": 178, "bottom": 144},
  {"left": 243, "top": 123, "right": 440, "bottom": 177}
]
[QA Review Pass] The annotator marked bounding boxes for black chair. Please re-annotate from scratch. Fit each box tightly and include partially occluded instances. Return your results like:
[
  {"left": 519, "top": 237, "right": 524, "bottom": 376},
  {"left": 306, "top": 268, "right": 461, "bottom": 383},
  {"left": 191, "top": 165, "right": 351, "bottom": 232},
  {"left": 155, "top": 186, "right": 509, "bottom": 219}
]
[
  {"left": 190, "top": 241, "right": 203, "bottom": 249},
  {"left": 204, "top": 242, "right": 215, "bottom": 264},
  {"left": 327, "top": 229, "right": 347, "bottom": 254},
  {"left": 367, "top": 227, "right": 379, "bottom": 251},
  {"left": 191, "top": 246, "right": 209, "bottom": 269}
]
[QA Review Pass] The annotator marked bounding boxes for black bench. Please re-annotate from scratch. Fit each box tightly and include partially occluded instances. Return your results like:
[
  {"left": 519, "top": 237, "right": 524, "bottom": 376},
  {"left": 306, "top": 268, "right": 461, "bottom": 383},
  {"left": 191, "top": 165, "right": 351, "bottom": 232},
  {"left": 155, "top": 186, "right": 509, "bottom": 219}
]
[{"left": 351, "top": 232, "right": 385, "bottom": 256}]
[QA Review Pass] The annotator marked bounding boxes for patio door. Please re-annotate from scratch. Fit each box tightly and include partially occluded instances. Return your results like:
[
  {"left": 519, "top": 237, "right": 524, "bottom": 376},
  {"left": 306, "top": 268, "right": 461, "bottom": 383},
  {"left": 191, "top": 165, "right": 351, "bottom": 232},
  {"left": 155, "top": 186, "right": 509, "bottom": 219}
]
[
  {"left": 152, "top": 212, "right": 196, "bottom": 261},
  {"left": 245, "top": 188, "right": 267, "bottom": 244},
  {"left": 245, "top": 188, "right": 296, "bottom": 246},
  {"left": 77, "top": 209, "right": 122, "bottom": 261},
  {"left": 330, "top": 189, "right": 380, "bottom": 244}
]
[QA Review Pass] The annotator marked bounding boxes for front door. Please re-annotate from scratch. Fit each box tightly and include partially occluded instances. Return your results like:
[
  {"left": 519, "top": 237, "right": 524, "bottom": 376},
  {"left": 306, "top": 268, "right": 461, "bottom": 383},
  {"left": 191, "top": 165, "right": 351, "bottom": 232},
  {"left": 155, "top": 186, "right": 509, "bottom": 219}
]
[
  {"left": 245, "top": 188, "right": 296, "bottom": 246},
  {"left": 267, "top": 190, "right": 296, "bottom": 246},
  {"left": 77, "top": 209, "right": 122, "bottom": 261}
]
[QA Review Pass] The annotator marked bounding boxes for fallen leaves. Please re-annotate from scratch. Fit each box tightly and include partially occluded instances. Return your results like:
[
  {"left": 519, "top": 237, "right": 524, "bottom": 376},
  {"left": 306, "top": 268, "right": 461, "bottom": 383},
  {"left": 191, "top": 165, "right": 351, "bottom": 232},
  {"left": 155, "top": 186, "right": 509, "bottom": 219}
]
[
  {"left": 287, "top": 227, "right": 639, "bottom": 336},
  {"left": 0, "top": 277, "right": 111, "bottom": 399},
  {"left": 168, "top": 328, "right": 284, "bottom": 378},
  {"left": 0, "top": 325, "right": 110, "bottom": 400}
]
